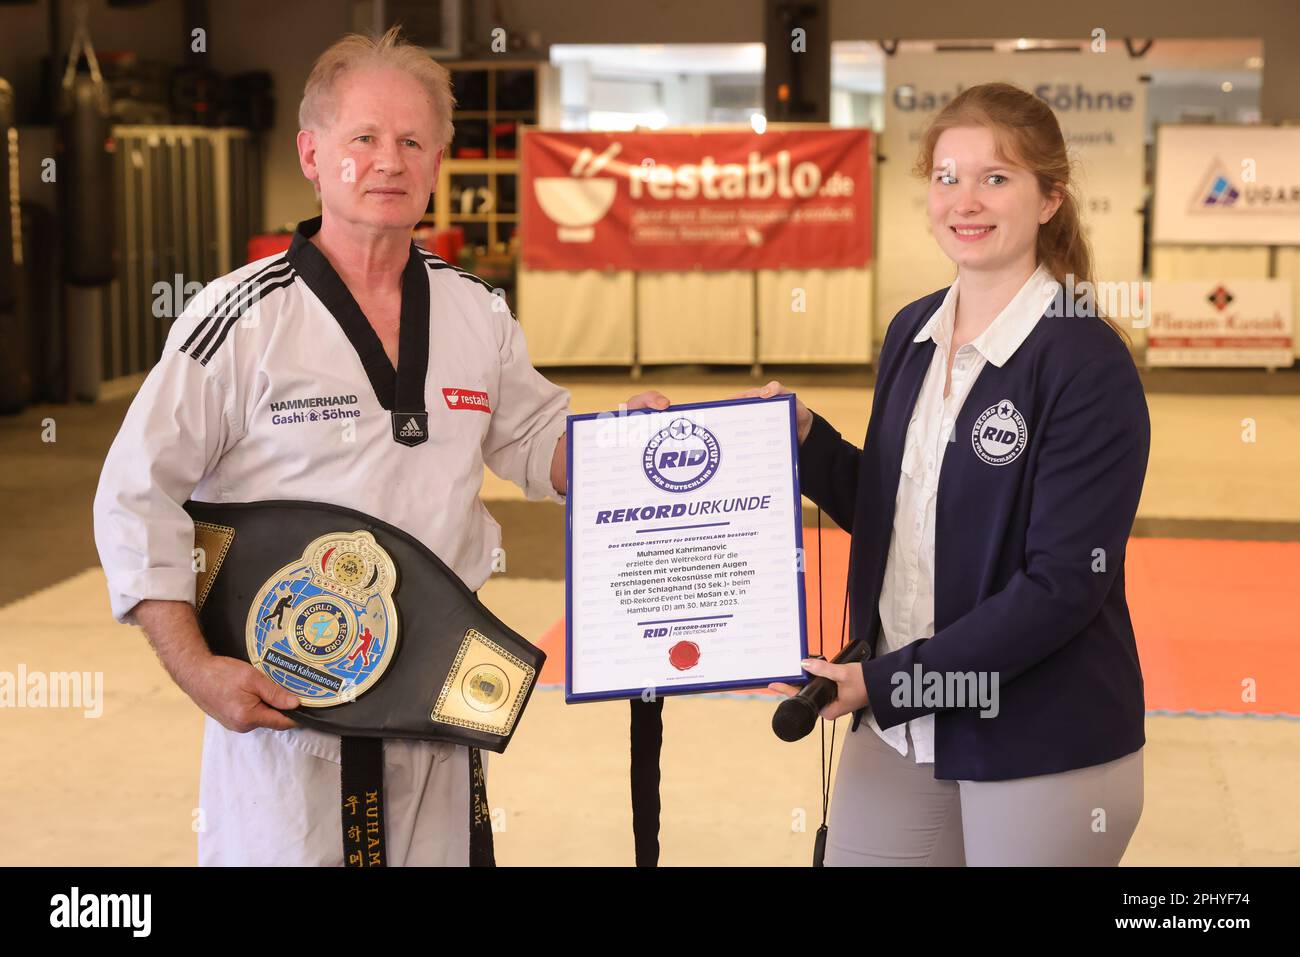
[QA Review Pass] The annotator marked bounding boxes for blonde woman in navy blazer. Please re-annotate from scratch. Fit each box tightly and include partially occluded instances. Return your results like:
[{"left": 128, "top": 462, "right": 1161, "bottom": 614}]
[{"left": 760, "top": 83, "right": 1149, "bottom": 866}]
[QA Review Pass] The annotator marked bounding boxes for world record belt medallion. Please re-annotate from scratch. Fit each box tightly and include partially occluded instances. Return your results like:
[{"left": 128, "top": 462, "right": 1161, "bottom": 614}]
[{"left": 246, "top": 531, "right": 399, "bottom": 707}]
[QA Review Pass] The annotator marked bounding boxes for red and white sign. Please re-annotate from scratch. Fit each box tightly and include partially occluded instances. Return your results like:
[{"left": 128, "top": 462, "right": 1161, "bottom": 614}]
[
  {"left": 442, "top": 388, "right": 491, "bottom": 412},
  {"left": 1146, "top": 280, "right": 1294, "bottom": 368},
  {"left": 521, "top": 129, "right": 872, "bottom": 271}
]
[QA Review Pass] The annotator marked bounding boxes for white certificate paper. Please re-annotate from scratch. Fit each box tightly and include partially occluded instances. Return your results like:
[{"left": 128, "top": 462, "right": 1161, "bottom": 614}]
[{"left": 565, "top": 396, "right": 808, "bottom": 702}]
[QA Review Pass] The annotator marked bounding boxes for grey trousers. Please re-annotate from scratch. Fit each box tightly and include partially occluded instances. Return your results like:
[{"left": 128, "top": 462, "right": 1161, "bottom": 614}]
[{"left": 825, "top": 722, "right": 1144, "bottom": 866}]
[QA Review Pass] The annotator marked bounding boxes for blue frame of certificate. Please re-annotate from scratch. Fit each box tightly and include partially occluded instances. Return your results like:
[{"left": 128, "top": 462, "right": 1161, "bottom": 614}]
[{"left": 563, "top": 394, "right": 809, "bottom": 703}]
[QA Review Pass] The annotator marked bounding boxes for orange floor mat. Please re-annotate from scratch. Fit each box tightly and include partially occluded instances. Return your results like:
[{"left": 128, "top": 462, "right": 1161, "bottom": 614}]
[{"left": 537, "top": 532, "right": 1300, "bottom": 717}]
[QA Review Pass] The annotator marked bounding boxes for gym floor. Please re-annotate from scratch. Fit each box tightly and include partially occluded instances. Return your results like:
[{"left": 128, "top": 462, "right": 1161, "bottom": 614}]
[{"left": 2, "top": 367, "right": 1298, "bottom": 865}]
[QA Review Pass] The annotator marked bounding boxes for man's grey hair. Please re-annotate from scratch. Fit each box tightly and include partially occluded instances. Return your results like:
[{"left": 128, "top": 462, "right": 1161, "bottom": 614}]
[{"left": 299, "top": 24, "right": 455, "bottom": 148}]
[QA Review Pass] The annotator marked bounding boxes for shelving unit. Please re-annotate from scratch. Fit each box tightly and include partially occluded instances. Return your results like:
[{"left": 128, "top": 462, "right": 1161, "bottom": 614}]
[{"left": 432, "top": 60, "right": 554, "bottom": 255}]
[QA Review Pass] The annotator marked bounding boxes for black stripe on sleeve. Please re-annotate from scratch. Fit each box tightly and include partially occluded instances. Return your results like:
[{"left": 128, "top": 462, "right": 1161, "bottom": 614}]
[
  {"left": 179, "top": 258, "right": 293, "bottom": 357},
  {"left": 198, "top": 270, "right": 300, "bottom": 365}
]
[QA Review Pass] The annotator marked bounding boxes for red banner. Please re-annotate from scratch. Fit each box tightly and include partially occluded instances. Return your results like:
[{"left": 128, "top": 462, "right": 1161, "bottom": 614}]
[{"left": 521, "top": 129, "right": 872, "bottom": 271}]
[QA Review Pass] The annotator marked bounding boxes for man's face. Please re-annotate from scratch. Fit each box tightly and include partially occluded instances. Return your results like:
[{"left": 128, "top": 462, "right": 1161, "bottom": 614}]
[{"left": 298, "top": 65, "right": 444, "bottom": 231}]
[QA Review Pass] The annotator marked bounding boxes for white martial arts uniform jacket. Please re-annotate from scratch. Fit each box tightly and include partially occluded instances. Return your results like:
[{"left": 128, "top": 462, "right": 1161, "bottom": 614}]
[{"left": 93, "top": 216, "right": 570, "bottom": 865}]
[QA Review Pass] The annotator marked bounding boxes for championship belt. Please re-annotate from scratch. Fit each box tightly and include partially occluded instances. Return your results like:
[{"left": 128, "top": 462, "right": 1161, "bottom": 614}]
[{"left": 184, "top": 499, "right": 545, "bottom": 866}]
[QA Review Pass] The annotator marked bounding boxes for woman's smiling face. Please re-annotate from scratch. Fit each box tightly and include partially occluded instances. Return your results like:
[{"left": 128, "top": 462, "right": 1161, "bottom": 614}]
[{"left": 927, "top": 125, "right": 1062, "bottom": 276}]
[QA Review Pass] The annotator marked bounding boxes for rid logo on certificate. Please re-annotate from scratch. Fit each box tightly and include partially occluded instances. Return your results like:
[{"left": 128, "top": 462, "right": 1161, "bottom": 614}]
[{"left": 565, "top": 396, "right": 808, "bottom": 702}]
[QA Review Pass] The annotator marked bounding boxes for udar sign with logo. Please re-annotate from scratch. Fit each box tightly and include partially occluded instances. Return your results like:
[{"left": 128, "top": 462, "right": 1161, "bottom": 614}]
[
  {"left": 1153, "top": 126, "right": 1300, "bottom": 245},
  {"left": 522, "top": 129, "right": 872, "bottom": 271}
]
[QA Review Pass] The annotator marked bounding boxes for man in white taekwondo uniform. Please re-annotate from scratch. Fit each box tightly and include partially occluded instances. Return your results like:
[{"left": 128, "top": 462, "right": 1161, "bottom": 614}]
[{"left": 92, "top": 27, "right": 667, "bottom": 866}]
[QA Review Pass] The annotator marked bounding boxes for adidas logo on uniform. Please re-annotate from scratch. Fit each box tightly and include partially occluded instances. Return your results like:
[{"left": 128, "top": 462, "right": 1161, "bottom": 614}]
[{"left": 391, "top": 411, "right": 429, "bottom": 447}]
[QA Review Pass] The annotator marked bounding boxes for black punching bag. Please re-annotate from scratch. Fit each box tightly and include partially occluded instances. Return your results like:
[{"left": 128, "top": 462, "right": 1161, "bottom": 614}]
[
  {"left": 0, "top": 75, "right": 27, "bottom": 414},
  {"left": 56, "top": 34, "right": 115, "bottom": 286},
  {"left": 0, "top": 77, "right": 15, "bottom": 312}
]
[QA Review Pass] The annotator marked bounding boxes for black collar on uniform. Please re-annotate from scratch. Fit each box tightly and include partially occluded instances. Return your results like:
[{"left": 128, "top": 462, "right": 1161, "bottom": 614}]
[{"left": 286, "top": 216, "right": 429, "bottom": 413}]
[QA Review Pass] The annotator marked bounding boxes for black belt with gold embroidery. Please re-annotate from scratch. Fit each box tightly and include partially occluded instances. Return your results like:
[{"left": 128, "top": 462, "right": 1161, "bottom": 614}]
[{"left": 183, "top": 498, "right": 543, "bottom": 866}]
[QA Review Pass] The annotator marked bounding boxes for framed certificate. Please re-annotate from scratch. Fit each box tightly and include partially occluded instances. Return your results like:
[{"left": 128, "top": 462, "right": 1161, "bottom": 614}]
[{"left": 565, "top": 396, "right": 808, "bottom": 702}]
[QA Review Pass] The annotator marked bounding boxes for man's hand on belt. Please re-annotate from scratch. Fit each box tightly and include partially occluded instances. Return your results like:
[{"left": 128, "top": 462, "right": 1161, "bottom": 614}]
[
  {"left": 184, "top": 654, "right": 302, "bottom": 733},
  {"left": 133, "top": 598, "right": 300, "bottom": 733}
]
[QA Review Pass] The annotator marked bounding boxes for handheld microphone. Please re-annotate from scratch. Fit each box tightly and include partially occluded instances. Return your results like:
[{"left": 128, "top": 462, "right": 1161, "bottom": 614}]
[{"left": 771, "top": 640, "right": 870, "bottom": 742}]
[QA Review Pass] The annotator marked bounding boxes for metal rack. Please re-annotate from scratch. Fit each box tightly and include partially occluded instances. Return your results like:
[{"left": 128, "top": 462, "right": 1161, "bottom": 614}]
[{"left": 106, "top": 125, "right": 260, "bottom": 380}]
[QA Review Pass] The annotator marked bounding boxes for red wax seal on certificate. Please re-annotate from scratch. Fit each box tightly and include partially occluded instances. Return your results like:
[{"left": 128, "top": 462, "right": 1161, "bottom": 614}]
[{"left": 668, "top": 641, "right": 700, "bottom": 671}]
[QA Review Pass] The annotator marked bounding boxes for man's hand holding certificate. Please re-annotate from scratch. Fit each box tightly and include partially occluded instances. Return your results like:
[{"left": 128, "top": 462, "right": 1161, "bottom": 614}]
[{"left": 565, "top": 395, "right": 809, "bottom": 702}]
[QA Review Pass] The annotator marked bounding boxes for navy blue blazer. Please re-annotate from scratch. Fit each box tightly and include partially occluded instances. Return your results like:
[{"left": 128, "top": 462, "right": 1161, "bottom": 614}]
[{"left": 799, "top": 288, "right": 1150, "bottom": 781}]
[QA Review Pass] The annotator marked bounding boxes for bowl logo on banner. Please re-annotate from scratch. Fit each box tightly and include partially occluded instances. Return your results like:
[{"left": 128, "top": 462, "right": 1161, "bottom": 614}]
[
  {"left": 533, "top": 142, "right": 622, "bottom": 243},
  {"left": 643, "top": 417, "right": 721, "bottom": 492}
]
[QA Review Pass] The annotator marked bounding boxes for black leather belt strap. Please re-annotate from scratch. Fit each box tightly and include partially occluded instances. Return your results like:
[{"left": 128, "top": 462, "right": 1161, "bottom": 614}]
[
  {"left": 339, "top": 739, "right": 496, "bottom": 868},
  {"left": 469, "top": 747, "right": 496, "bottom": 867},
  {"left": 629, "top": 696, "right": 664, "bottom": 867},
  {"left": 340, "top": 736, "right": 386, "bottom": 867}
]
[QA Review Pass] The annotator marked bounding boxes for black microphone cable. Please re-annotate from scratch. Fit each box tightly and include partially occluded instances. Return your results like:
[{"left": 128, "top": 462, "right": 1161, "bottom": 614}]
[{"left": 813, "top": 505, "right": 851, "bottom": 867}]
